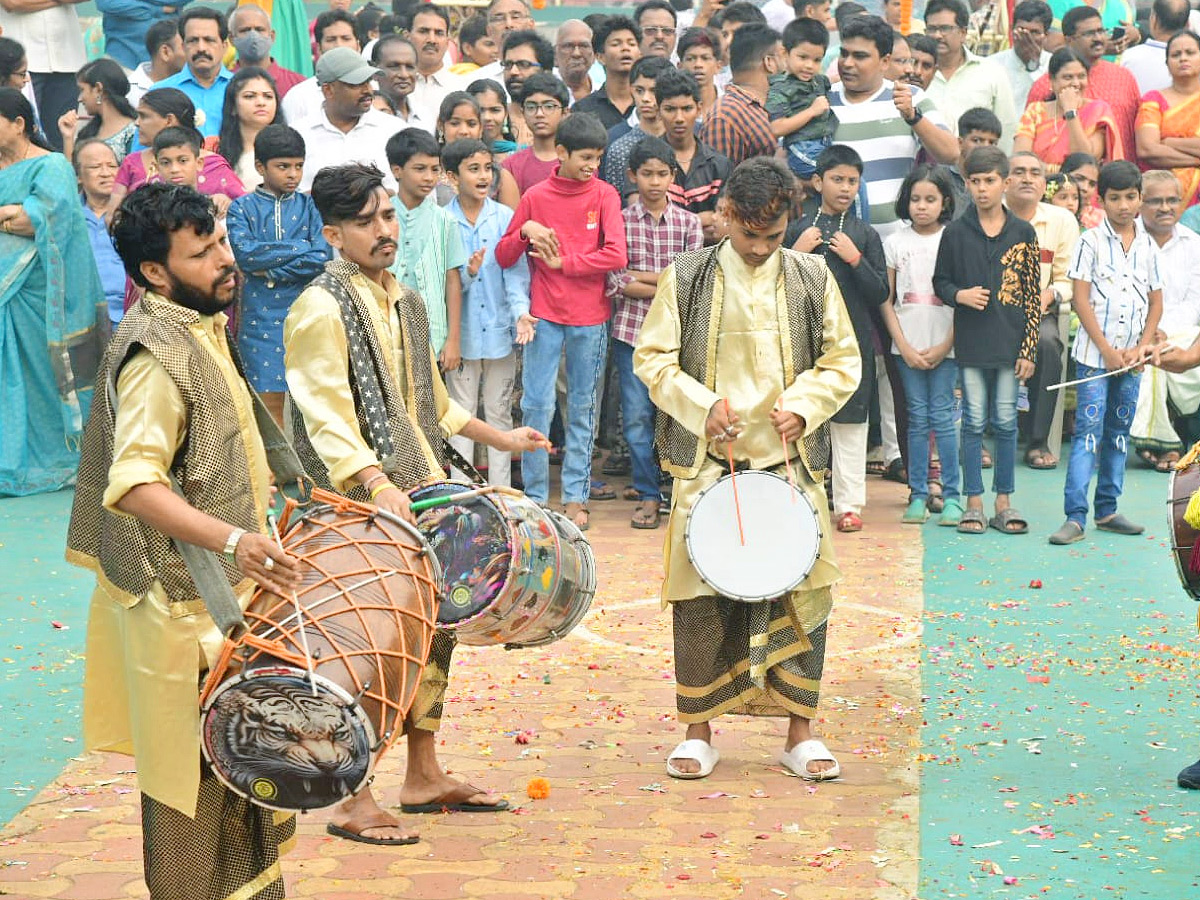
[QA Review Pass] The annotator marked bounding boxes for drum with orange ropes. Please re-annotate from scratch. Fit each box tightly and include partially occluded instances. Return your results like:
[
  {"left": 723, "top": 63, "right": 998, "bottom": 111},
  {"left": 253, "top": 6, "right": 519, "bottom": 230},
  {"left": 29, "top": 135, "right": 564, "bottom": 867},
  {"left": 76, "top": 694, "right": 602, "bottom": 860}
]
[{"left": 1167, "top": 443, "right": 1200, "bottom": 600}]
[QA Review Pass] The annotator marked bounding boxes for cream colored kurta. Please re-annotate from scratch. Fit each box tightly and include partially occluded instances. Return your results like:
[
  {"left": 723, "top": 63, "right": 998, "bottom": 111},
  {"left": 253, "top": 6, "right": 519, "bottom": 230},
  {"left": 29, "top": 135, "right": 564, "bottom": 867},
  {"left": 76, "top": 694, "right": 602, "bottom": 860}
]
[
  {"left": 634, "top": 244, "right": 861, "bottom": 624},
  {"left": 83, "top": 300, "right": 271, "bottom": 818},
  {"left": 283, "top": 268, "right": 471, "bottom": 492}
]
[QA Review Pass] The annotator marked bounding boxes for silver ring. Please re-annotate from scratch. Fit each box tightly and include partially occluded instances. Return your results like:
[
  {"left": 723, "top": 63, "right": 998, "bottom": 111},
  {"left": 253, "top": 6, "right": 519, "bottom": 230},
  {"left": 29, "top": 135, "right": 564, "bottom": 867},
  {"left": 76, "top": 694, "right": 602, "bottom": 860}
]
[
  {"left": 264, "top": 557, "right": 275, "bottom": 571},
  {"left": 724, "top": 426, "right": 735, "bottom": 435}
]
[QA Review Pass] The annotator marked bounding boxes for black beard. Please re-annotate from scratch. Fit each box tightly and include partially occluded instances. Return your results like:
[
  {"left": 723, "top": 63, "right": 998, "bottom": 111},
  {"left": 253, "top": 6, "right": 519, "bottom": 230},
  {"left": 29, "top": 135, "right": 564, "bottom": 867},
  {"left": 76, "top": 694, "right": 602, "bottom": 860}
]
[{"left": 167, "top": 267, "right": 239, "bottom": 316}]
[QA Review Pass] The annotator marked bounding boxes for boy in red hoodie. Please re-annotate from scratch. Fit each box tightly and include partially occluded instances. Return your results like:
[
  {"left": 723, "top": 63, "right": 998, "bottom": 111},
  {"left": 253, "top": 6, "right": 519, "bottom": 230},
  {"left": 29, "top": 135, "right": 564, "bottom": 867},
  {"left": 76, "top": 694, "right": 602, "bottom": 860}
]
[{"left": 496, "top": 113, "right": 628, "bottom": 530}]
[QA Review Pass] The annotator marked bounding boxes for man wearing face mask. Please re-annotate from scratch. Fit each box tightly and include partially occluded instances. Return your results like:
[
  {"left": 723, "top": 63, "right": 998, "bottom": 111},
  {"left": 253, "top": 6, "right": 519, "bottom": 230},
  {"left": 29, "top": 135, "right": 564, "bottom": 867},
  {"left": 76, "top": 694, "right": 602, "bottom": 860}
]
[{"left": 230, "top": 4, "right": 304, "bottom": 98}]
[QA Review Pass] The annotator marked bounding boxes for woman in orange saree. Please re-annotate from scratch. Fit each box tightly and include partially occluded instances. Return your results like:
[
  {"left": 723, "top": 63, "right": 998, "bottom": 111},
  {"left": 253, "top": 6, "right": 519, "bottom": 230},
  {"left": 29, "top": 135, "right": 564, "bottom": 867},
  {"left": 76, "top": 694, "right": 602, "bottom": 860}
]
[{"left": 1136, "top": 31, "right": 1200, "bottom": 208}]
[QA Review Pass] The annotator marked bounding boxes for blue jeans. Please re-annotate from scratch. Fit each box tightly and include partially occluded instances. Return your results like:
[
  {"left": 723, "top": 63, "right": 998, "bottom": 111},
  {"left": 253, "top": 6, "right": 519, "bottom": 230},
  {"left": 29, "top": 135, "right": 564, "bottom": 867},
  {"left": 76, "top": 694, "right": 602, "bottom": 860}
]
[
  {"left": 520, "top": 320, "right": 608, "bottom": 505},
  {"left": 960, "top": 366, "right": 1018, "bottom": 498},
  {"left": 785, "top": 136, "right": 832, "bottom": 179},
  {"left": 611, "top": 339, "right": 661, "bottom": 501},
  {"left": 1063, "top": 365, "right": 1140, "bottom": 526},
  {"left": 895, "top": 355, "right": 960, "bottom": 502}
]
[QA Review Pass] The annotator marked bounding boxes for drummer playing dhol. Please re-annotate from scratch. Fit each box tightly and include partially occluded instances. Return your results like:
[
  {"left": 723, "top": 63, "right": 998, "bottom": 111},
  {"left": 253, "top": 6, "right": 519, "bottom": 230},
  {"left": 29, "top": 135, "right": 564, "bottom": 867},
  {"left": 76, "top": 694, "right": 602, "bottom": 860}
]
[
  {"left": 282, "top": 162, "right": 550, "bottom": 845},
  {"left": 634, "top": 157, "right": 862, "bottom": 781}
]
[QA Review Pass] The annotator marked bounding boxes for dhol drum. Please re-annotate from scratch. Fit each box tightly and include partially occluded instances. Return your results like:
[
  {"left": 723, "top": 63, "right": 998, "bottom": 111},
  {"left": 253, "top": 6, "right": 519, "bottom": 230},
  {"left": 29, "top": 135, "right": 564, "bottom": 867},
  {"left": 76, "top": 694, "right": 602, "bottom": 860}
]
[
  {"left": 1168, "top": 453, "right": 1200, "bottom": 600},
  {"left": 686, "top": 469, "right": 821, "bottom": 601},
  {"left": 200, "top": 489, "right": 440, "bottom": 812},
  {"left": 409, "top": 482, "right": 596, "bottom": 647}
]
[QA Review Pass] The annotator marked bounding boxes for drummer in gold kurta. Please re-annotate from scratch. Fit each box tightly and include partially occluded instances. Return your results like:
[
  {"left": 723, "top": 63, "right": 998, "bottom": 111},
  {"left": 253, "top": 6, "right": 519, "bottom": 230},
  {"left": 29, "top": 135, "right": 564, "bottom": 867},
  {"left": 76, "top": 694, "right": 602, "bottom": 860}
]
[
  {"left": 634, "top": 158, "right": 862, "bottom": 782},
  {"left": 282, "top": 162, "right": 550, "bottom": 845},
  {"left": 66, "top": 184, "right": 304, "bottom": 900}
]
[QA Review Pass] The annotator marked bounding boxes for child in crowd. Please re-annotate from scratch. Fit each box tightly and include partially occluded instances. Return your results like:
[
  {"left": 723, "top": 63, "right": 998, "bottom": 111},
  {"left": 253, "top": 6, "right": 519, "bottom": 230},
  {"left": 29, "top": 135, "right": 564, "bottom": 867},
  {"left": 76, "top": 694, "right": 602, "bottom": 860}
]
[
  {"left": 226, "top": 124, "right": 331, "bottom": 426},
  {"left": 502, "top": 73, "right": 569, "bottom": 195},
  {"left": 386, "top": 127, "right": 467, "bottom": 370},
  {"left": 450, "top": 14, "right": 497, "bottom": 75},
  {"left": 443, "top": 138, "right": 534, "bottom": 487},
  {"left": 1049, "top": 161, "right": 1163, "bottom": 545},
  {"left": 933, "top": 146, "right": 1041, "bottom": 536},
  {"left": 943, "top": 107, "right": 1002, "bottom": 221},
  {"left": 1045, "top": 173, "right": 1082, "bottom": 224},
  {"left": 495, "top": 113, "right": 628, "bottom": 531},
  {"left": 152, "top": 126, "right": 204, "bottom": 193},
  {"left": 1061, "top": 151, "right": 1103, "bottom": 229},
  {"left": 881, "top": 164, "right": 962, "bottom": 526},
  {"left": 790, "top": 144, "right": 887, "bottom": 533},
  {"left": 767, "top": 18, "right": 835, "bottom": 182},
  {"left": 606, "top": 136, "right": 704, "bottom": 530}
]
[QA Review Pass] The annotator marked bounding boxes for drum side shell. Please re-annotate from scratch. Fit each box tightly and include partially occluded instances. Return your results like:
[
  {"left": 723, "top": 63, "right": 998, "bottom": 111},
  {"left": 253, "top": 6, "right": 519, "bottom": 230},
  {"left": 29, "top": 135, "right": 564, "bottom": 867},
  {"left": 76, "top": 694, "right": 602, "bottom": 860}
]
[{"left": 1168, "top": 465, "right": 1200, "bottom": 600}]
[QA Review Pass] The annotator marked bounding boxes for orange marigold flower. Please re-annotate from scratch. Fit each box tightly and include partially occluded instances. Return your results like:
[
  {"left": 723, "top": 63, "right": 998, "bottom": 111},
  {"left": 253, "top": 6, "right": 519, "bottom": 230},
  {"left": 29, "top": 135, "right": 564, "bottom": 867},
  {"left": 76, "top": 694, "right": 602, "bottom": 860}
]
[{"left": 526, "top": 777, "right": 551, "bottom": 800}]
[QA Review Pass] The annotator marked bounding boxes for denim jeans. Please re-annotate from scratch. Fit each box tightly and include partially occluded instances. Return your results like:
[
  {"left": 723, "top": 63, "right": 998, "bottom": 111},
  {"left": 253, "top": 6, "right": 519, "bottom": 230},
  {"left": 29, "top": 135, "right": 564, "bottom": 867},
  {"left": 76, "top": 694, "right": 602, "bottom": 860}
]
[
  {"left": 960, "top": 366, "right": 1019, "bottom": 498},
  {"left": 611, "top": 339, "right": 661, "bottom": 501},
  {"left": 520, "top": 320, "right": 608, "bottom": 505},
  {"left": 1063, "top": 365, "right": 1141, "bottom": 526},
  {"left": 895, "top": 356, "right": 961, "bottom": 502}
]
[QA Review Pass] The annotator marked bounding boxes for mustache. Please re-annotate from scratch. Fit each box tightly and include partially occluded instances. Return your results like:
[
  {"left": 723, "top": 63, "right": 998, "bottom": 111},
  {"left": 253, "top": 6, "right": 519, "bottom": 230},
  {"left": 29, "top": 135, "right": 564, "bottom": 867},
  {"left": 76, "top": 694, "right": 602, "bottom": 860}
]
[
  {"left": 192, "top": 52, "right": 213, "bottom": 60},
  {"left": 213, "top": 266, "right": 238, "bottom": 290},
  {"left": 372, "top": 239, "right": 397, "bottom": 254}
]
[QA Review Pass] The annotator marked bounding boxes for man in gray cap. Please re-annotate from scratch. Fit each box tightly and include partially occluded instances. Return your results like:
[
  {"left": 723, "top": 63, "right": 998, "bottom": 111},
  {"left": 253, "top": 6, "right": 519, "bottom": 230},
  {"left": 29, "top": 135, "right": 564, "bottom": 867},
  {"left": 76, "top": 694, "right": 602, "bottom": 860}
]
[{"left": 295, "top": 46, "right": 405, "bottom": 192}]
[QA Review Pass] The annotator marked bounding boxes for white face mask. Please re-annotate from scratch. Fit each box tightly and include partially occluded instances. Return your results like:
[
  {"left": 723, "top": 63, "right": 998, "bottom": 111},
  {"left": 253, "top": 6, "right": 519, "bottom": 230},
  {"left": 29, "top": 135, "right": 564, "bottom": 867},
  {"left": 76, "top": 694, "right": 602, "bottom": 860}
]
[{"left": 233, "top": 31, "right": 273, "bottom": 64}]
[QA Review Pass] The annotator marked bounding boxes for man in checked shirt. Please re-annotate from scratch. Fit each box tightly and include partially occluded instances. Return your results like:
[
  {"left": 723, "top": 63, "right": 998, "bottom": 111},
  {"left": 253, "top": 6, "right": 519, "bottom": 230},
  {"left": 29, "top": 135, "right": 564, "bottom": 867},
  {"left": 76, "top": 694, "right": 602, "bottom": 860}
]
[{"left": 606, "top": 137, "right": 704, "bottom": 529}]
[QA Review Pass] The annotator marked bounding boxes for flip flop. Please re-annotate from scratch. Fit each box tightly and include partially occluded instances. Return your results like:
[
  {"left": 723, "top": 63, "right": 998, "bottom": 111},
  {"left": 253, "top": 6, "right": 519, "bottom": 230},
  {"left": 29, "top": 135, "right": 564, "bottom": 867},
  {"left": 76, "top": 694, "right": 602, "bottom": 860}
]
[
  {"left": 778, "top": 739, "right": 841, "bottom": 781},
  {"left": 956, "top": 507, "right": 987, "bottom": 534},
  {"left": 399, "top": 782, "right": 510, "bottom": 814},
  {"left": 631, "top": 501, "right": 661, "bottom": 530},
  {"left": 325, "top": 813, "right": 420, "bottom": 845},
  {"left": 1025, "top": 449, "right": 1058, "bottom": 470},
  {"left": 666, "top": 738, "right": 720, "bottom": 779},
  {"left": 989, "top": 508, "right": 1028, "bottom": 535},
  {"left": 1178, "top": 758, "right": 1200, "bottom": 789}
]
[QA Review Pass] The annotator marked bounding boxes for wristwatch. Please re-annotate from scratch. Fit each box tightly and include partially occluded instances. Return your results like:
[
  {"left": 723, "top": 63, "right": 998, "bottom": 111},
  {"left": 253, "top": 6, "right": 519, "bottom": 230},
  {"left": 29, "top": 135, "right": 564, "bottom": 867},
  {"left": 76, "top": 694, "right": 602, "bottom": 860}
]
[
  {"left": 222, "top": 527, "right": 247, "bottom": 561},
  {"left": 904, "top": 108, "right": 924, "bottom": 127},
  {"left": 1063, "top": 109, "right": 1078, "bottom": 120}
]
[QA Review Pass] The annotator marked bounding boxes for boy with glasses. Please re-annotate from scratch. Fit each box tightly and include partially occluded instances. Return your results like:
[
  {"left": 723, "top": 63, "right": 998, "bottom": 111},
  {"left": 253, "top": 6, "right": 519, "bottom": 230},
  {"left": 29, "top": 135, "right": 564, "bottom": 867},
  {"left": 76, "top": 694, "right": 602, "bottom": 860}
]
[{"left": 502, "top": 72, "right": 569, "bottom": 193}]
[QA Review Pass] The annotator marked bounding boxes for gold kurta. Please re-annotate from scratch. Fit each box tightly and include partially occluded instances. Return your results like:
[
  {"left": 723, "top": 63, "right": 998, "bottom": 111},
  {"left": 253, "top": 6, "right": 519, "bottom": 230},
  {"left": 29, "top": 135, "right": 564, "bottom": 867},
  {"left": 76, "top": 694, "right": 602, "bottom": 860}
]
[
  {"left": 82, "top": 307, "right": 271, "bottom": 818},
  {"left": 283, "top": 268, "right": 470, "bottom": 493},
  {"left": 635, "top": 243, "right": 861, "bottom": 623}
]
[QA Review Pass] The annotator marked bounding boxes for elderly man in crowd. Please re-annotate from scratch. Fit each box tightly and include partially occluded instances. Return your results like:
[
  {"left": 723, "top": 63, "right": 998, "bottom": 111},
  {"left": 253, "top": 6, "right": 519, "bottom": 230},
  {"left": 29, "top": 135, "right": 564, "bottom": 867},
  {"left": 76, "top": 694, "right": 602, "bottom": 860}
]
[
  {"left": 371, "top": 33, "right": 429, "bottom": 131},
  {"left": 475, "top": 0, "right": 536, "bottom": 85},
  {"left": 634, "top": 0, "right": 679, "bottom": 60},
  {"left": 555, "top": 19, "right": 598, "bottom": 104}
]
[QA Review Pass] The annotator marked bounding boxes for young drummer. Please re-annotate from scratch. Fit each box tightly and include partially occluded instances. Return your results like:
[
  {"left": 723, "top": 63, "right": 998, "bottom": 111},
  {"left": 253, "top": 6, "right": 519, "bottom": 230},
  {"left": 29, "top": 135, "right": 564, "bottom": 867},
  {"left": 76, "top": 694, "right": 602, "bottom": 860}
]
[{"left": 634, "top": 157, "right": 861, "bottom": 782}]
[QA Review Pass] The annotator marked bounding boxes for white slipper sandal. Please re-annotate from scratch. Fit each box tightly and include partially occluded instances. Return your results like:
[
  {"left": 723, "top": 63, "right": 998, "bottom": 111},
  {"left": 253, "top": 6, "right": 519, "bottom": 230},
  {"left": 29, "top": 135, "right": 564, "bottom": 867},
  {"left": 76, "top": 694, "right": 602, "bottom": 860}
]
[
  {"left": 666, "top": 738, "right": 720, "bottom": 779},
  {"left": 779, "top": 739, "right": 841, "bottom": 781}
]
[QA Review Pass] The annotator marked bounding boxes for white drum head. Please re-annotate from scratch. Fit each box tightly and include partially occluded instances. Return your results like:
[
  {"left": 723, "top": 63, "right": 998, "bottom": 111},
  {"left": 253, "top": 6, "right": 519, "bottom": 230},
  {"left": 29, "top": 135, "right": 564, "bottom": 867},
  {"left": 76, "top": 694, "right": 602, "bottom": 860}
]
[{"left": 686, "top": 470, "right": 821, "bottom": 602}]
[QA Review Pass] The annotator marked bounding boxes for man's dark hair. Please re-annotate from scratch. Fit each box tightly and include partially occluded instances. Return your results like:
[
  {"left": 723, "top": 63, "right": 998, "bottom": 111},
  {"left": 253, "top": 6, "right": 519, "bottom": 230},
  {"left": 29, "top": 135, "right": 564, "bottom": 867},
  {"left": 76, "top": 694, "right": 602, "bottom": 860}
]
[
  {"left": 519, "top": 71, "right": 570, "bottom": 106},
  {"left": 153, "top": 125, "right": 203, "bottom": 156},
  {"left": 655, "top": 67, "right": 701, "bottom": 104},
  {"left": 958, "top": 107, "right": 1002, "bottom": 138},
  {"left": 592, "top": 15, "right": 642, "bottom": 55},
  {"left": 630, "top": 54, "right": 674, "bottom": 83},
  {"left": 782, "top": 16, "right": 829, "bottom": 52},
  {"left": 1011, "top": 0, "right": 1052, "bottom": 31},
  {"left": 146, "top": 18, "right": 180, "bottom": 59},
  {"left": 629, "top": 135, "right": 677, "bottom": 173},
  {"left": 412, "top": 3, "right": 451, "bottom": 29},
  {"left": 723, "top": 157, "right": 795, "bottom": 226},
  {"left": 355, "top": 3, "right": 387, "bottom": 46},
  {"left": 371, "top": 32, "right": 416, "bottom": 64},
  {"left": 964, "top": 145, "right": 1009, "bottom": 177},
  {"left": 720, "top": 1, "right": 768, "bottom": 27},
  {"left": 314, "top": 9, "right": 357, "bottom": 45},
  {"left": 840, "top": 14, "right": 893, "bottom": 57},
  {"left": 254, "top": 123, "right": 306, "bottom": 163},
  {"left": 502, "top": 29, "right": 554, "bottom": 69},
  {"left": 386, "top": 126, "right": 441, "bottom": 168},
  {"left": 895, "top": 163, "right": 956, "bottom": 222},
  {"left": 1098, "top": 159, "right": 1142, "bottom": 196},
  {"left": 909, "top": 32, "right": 938, "bottom": 58},
  {"left": 442, "top": 137, "right": 492, "bottom": 174},
  {"left": 458, "top": 13, "right": 490, "bottom": 49},
  {"left": 634, "top": 0, "right": 677, "bottom": 26},
  {"left": 1061, "top": 4, "right": 1102, "bottom": 37},
  {"left": 795, "top": 0, "right": 830, "bottom": 16},
  {"left": 111, "top": 183, "right": 216, "bottom": 289},
  {"left": 924, "top": 0, "right": 969, "bottom": 27},
  {"left": 1154, "top": 0, "right": 1191, "bottom": 35},
  {"left": 730, "top": 23, "right": 781, "bottom": 74},
  {"left": 677, "top": 26, "right": 718, "bottom": 60},
  {"left": 555, "top": 111, "right": 608, "bottom": 152},
  {"left": 311, "top": 162, "right": 388, "bottom": 225},
  {"left": 834, "top": 1, "right": 867, "bottom": 30},
  {"left": 815, "top": 143, "right": 863, "bottom": 176},
  {"left": 179, "top": 6, "right": 228, "bottom": 41}
]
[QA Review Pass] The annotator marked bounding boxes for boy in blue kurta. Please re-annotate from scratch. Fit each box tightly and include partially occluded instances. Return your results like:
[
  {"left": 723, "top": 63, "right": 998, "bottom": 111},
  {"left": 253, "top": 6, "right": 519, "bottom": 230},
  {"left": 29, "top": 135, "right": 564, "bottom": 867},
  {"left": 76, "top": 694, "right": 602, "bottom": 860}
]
[{"left": 226, "top": 123, "right": 331, "bottom": 424}]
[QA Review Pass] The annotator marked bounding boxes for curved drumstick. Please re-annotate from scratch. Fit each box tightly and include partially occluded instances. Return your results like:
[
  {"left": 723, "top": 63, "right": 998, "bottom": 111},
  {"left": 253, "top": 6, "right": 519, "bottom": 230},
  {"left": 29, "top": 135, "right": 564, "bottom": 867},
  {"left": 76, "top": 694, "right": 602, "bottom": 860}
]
[{"left": 724, "top": 399, "right": 746, "bottom": 546}]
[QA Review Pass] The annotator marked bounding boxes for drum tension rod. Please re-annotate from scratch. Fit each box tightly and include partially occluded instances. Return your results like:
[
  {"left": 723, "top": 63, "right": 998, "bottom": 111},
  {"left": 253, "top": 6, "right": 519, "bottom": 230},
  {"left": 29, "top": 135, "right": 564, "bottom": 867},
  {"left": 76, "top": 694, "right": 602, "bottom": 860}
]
[{"left": 371, "top": 731, "right": 392, "bottom": 754}]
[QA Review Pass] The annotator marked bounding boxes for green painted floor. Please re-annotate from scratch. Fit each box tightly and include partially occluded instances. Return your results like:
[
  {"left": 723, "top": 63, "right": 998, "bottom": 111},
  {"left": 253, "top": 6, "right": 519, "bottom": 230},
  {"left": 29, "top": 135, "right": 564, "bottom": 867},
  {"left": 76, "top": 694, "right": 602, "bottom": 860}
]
[{"left": 919, "top": 464, "right": 1200, "bottom": 897}]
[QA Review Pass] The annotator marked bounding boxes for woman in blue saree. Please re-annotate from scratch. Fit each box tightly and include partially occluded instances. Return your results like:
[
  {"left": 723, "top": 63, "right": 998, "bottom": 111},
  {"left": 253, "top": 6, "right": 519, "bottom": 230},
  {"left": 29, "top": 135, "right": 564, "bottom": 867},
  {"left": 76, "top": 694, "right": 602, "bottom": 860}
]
[{"left": 0, "top": 88, "right": 103, "bottom": 496}]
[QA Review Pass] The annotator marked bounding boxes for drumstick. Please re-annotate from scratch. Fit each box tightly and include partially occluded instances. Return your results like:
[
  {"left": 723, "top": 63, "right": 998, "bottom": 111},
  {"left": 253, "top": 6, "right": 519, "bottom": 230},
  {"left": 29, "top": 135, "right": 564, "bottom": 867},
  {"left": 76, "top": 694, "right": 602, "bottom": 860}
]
[
  {"left": 1046, "top": 350, "right": 1155, "bottom": 391},
  {"left": 409, "top": 486, "right": 497, "bottom": 513},
  {"left": 268, "top": 514, "right": 318, "bottom": 697},
  {"left": 724, "top": 399, "right": 746, "bottom": 546},
  {"left": 775, "top": 398, "right": 798, "bottom": 503}
]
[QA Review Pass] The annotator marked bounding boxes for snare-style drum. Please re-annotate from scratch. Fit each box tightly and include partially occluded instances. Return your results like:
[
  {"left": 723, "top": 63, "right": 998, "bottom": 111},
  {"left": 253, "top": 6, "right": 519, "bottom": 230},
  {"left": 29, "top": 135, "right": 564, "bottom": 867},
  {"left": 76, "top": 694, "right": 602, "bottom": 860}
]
[
  {"left": 410, "top": 482, "right": 596, "bottom": 647},
  {"left": 686, "top": 469, "right": 821, "bottom": 602},
  {"left": 1168, "top": 456, "right": 1200, "bottom": 600},
  {"left": 200, "top": 489, "right": 440, "bottom": 812}
]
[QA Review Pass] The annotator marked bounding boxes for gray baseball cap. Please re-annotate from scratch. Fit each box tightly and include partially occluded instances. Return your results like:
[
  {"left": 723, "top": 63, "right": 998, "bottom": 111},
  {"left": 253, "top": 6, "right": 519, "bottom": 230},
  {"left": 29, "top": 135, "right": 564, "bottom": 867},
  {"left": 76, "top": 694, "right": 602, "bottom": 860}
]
[{"left": 316, "top": 47, "right": 382, "bottom": 85}]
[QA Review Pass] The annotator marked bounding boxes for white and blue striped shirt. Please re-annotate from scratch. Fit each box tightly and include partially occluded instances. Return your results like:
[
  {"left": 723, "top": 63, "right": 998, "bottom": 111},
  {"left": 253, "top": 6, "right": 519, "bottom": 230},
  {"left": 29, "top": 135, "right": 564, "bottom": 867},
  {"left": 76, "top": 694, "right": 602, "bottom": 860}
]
[{"left": 1067, "top": 217, "right": 1163, "bottom": 370}]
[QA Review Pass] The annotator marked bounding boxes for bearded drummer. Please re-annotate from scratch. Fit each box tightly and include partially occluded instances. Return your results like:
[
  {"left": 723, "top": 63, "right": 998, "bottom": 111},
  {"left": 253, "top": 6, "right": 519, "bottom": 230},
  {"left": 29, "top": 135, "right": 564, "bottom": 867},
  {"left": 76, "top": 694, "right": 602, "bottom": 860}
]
[
  {"left": 67, "top": 184, "right": 304, "bottom": 900},
  {"left": 634, "top": 157, "right": 861, "bottom": 782},
  {"left": 282, "top": 162, "right": 550, "bottom": 845}
]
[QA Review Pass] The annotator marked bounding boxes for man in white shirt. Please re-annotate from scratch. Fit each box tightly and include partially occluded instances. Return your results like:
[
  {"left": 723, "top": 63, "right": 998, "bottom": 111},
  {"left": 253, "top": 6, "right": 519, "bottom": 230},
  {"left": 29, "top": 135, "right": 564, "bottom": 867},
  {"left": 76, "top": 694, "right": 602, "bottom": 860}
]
[
  {"left": 475, "top": 0, "right": 536, "bottom": 86},
  {"left": 296, "top": 47, "right": 404, "bottom": 193},
  {"left": 984, "top": 0, "right": 1052, "bottom": 110},
  {"left": 1132, "top": 170, "right": 1200, "bottom": 467},
  {"left": 634, "top": 0, "right": 678, "bottom": 59},
  {"left": 282, "top": 9, "right": 359, "bottom": 125},
  {"left": 554, "top": 19, "right": 599, "bottom": 105},
  {"left": 127, "top": 19, "right": 186, "bottom": 108},
  {"left": 0, "top": 0, "right": 86, "bottom": 149},
  {"left": 371, "top": 33, "right": 432, "bottom": 132},
  {"left": 1122, "top": 0, "right": 1190, "bottom": 95},
  {"left": 923, "top": 0, "right": 1018, "bottom": 151},
  {"left": 409, "top": 4, "right": 464, "bottom": 123}
]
